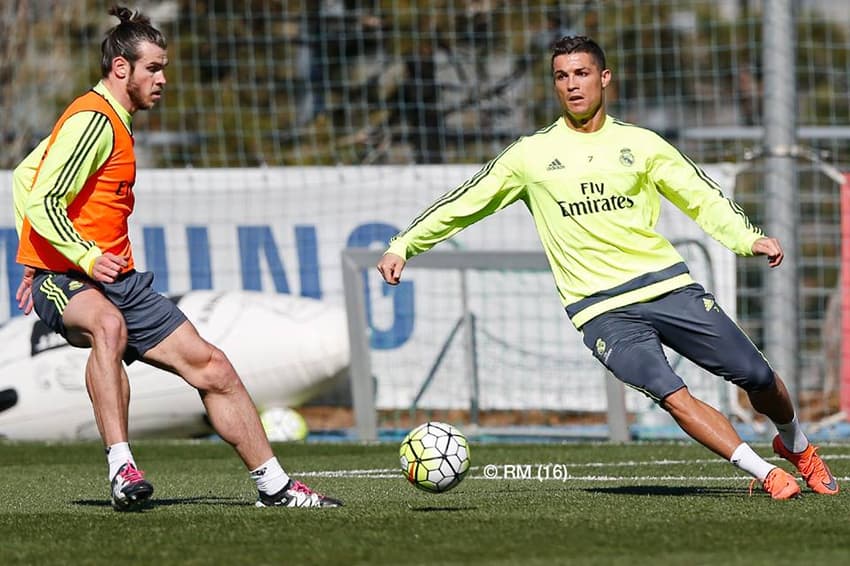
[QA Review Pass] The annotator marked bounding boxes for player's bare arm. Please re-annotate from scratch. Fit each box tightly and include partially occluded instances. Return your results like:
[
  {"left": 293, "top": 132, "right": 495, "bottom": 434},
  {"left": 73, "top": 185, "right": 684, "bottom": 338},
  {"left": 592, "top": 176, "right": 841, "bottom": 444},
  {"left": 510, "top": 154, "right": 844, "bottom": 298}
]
[
  {"left": 377, "top": 252, "right": 406, "bottom": 285},
  {"left": 751, "top": 236, "right": 784, "bottom": 268}
]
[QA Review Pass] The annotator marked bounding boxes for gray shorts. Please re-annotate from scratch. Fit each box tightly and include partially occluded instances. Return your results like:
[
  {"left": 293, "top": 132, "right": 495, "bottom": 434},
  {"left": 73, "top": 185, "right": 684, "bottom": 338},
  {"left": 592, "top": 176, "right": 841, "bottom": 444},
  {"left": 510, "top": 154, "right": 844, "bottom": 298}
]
[
  {"left": 31, "top": 269, "right": 187, "bottom": 363},
  {"left": 579, "top": 283, "right": 775, "bottom": 402}
]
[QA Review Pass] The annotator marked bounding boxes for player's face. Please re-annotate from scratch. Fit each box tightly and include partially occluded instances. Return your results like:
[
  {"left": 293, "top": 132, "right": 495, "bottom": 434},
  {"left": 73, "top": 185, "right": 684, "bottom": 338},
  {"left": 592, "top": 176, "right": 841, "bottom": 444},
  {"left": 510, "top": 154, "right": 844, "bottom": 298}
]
[
  {"left": 552, "top": 52, "right": 610, "bottom": 123},
  {"left": 127, "top": 41, "right": 168, "bottom": 112}
]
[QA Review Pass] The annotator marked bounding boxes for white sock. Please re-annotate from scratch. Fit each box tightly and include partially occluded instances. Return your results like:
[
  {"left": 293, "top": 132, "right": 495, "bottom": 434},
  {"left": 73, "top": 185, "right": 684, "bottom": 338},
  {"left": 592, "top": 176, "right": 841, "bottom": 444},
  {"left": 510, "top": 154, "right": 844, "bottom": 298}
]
[
  {"left": 730, "top": 442, "right": 776, "bottom": 481},
  {"left": 774, "top": 414, "right": 809, "bottom": 453},
  {"left": 250, "top": 457, "right": 290, "bottom": 495},
  {"left": 106, "top": 442, "right": 135, "bottom": 480}
]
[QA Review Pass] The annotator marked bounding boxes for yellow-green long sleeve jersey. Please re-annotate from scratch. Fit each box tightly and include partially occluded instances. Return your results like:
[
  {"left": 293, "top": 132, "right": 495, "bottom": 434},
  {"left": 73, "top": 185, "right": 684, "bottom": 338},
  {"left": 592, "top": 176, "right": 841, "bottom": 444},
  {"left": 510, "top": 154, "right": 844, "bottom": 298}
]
[{"left": 386, "top": 115, "right": 764, "bottom": 329}]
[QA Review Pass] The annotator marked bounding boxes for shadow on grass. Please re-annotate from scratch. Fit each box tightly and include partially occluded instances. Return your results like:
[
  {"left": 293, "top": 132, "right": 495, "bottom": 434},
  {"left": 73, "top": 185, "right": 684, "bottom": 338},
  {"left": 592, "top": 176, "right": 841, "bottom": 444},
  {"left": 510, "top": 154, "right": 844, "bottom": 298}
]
[
  {"left": 582, "top": 485, "right": 745, "bottom": 497},
  {"left": 73, "top": 495, "right": 248, "bottom": 509},
  {"left": 409, "top": 505, "right": 479, "bottom": 512}
]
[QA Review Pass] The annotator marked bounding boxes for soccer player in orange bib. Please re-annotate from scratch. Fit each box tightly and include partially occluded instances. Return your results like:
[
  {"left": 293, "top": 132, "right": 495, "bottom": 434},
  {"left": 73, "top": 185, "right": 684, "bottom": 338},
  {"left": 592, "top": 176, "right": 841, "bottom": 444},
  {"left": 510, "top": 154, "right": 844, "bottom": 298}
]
[
  {"left": 13, "top": 6, "right": 341, "bottom": 511},
  {"left": 377, "top": 36, "right": 837, "bottom": 500}
]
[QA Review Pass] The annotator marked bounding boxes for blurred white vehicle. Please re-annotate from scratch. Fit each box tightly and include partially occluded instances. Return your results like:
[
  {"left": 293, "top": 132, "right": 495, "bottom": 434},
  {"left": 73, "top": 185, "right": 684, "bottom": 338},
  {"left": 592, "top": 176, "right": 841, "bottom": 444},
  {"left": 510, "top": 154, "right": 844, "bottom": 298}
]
[{"left": 0, "top": 291, "right": 349, "bottom": 440}]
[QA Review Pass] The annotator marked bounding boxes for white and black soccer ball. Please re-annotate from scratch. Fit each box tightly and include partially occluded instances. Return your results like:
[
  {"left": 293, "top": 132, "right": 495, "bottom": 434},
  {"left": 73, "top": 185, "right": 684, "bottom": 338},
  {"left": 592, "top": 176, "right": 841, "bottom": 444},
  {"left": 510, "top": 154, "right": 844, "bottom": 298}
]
[{"left": 399, "top": 421, "right": 471, "bottom": 493}]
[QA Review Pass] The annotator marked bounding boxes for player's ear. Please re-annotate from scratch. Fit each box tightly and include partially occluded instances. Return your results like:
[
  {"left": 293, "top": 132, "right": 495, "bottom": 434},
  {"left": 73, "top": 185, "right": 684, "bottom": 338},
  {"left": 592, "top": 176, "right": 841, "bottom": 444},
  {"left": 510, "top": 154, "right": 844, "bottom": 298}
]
[
  {"left": 600, "top": 68, "right": 612, "bottom": 89},
  {"left": 111, "top": 56, "right": 131, "bottom": 80}
]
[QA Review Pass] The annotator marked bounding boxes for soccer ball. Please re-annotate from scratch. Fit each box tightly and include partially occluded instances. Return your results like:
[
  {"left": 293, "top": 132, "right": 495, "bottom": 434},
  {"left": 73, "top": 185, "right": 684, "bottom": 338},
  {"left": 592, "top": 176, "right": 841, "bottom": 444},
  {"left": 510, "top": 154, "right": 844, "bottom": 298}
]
[{"left": 399, "top": 421, "right": 471, "bottom": 493}]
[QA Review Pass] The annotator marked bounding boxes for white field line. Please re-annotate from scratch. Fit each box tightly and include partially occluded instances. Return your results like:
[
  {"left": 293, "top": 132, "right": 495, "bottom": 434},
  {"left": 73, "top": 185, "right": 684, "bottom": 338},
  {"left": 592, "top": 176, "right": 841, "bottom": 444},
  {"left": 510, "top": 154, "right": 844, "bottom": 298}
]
[
  {"left": 527, "top": 454, "right": 850, "bottom": 468},
  {"left": 296, "top": 470, "right": 850, "bottom": 482},
  {"left": 295, "top": 453, "right": 850, "bottom": 481}
]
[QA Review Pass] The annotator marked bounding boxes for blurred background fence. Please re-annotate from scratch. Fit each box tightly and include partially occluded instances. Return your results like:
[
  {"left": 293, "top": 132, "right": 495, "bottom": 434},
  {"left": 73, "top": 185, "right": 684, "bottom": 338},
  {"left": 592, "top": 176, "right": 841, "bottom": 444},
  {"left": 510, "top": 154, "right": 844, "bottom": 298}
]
[{"left": 1, "top": 0, "right": 848, "bottom": 429}]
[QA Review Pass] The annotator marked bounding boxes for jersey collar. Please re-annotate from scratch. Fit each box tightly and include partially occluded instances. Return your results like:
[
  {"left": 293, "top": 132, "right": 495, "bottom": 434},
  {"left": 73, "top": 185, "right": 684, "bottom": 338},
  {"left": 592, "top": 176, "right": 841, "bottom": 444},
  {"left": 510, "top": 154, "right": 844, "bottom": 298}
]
[
  {"left": 93, "top": 81, "right": 133, "bottom": 134},
  {"left": 560, "top": 113, "right": 612, "bottom": 137}
]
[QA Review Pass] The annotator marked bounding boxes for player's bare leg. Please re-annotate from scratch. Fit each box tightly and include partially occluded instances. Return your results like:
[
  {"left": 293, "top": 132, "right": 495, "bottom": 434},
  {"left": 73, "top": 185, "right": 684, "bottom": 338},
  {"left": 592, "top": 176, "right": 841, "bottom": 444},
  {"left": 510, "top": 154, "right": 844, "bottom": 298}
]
[
  {"left": 83, "top": 359, "right": 131, "bottom": 444},
  {"left": 750, "top": 373, "right": 839, "bottom": 494},
  {"left": 661, "top": 387, "right": 740, "bottom": 459},
  {"left": 142, "top": 321, "right": 272, "bottom": 468},
  {"left": 62, "top": 289, "right": 129, "bottom": 446},
  {"left": 63, "top": 289, "right": 152, "bottom": 510},
  {"left": 662, "top": 387, "right": 800, "bottom": 499},
  {"left": 746, "top": 373, "right": 794, "bottom": 424},
  {"left": 142, "top": 320, "right": 342, "bottom": 507}
]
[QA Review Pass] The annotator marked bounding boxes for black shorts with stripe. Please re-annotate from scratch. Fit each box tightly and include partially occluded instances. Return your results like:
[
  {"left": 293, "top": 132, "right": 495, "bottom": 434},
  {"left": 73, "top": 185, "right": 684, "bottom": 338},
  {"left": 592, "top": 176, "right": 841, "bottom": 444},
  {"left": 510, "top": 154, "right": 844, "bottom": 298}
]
[
  {"left": 31, "top": 269, "right": 187, "bottom": 363},
  {"left": 579, "top": 283, "right": 775, "bottom": 402}
]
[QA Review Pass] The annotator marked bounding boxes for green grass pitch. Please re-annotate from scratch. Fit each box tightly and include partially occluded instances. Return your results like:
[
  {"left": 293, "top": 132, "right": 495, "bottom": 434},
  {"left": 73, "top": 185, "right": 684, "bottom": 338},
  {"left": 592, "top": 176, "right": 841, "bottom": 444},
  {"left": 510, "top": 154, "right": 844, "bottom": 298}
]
[{"left": 2, "top": 440, "right": 849, "bottom": 565}]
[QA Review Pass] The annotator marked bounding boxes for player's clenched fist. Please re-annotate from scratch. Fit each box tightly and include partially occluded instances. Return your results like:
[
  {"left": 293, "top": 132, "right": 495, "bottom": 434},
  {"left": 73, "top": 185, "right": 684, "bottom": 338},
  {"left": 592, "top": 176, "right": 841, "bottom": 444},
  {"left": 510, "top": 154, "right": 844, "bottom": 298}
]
[
  {"left": 91, "top": 253, "right": 129, "bottom": 283},
  {"left": 751, "top": 236, "right": 784, "bottom": 268},
  {"left": 377, "top": 252, "right": 406, "bottom": 285}
]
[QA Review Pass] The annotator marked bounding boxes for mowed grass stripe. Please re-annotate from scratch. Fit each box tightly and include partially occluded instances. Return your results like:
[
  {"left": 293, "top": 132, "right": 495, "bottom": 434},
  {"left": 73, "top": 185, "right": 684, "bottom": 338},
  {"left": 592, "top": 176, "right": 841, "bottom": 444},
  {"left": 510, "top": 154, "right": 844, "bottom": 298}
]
[{"left": 2, "top": 440, "right": 850, "bottom": 566}]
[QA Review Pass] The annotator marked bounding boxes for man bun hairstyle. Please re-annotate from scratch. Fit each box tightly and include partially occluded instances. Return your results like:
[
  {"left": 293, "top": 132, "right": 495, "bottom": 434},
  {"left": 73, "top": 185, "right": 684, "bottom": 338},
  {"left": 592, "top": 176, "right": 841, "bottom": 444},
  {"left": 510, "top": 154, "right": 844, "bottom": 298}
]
[
  {"left": 550, "top": 35, "right": 607, "bottom": 74},
  {"left": 101, "top": 5, "right": 167, "bottom": 77}
]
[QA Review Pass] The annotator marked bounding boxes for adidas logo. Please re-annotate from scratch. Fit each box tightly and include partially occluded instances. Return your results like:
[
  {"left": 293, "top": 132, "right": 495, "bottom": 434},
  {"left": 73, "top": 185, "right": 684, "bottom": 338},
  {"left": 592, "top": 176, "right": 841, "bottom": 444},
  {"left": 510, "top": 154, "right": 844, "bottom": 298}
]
[{"left": 546, "top": 158, "right": 565, "bottom": 171}]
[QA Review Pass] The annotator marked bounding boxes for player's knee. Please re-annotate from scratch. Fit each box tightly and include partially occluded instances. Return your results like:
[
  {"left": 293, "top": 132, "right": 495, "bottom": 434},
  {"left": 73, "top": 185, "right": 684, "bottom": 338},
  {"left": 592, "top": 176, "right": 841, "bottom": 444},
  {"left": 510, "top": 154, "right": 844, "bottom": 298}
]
[
  {"left": 91, "top": 311, "right": 128, "bottom": 351},
  {"left": 199, "top": 347, "right": 242, "bottom": 394}
]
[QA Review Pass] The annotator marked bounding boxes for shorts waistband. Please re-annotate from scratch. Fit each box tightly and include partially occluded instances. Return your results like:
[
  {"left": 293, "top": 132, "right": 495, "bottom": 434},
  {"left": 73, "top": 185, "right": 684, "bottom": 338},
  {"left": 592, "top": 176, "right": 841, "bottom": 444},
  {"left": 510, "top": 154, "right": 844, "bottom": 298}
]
[{"left": 32, "top": 267, "right": 137, "bottom": 281}]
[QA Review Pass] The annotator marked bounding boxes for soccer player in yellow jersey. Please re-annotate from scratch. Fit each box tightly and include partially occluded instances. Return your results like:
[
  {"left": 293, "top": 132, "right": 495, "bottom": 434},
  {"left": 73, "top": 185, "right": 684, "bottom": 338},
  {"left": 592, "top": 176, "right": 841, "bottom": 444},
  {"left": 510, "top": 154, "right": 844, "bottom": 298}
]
[
  {"left": 13, "top": 6, "right": 340, "bottom": 510},
  {"left": 377, "top": 36, "right": 837, "bottom": 499}
]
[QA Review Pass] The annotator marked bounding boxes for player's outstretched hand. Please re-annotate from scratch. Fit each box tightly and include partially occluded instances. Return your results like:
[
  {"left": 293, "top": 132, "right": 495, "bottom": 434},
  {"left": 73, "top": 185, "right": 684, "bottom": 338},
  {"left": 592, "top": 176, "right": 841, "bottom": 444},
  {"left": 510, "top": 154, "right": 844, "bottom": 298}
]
[
  {"left": 16, "top": 266, "right": 35, "bottom": 315},
  {"left": 752, "top": 236, "right": 784, "bottom": 268},
  {"left": 92, "top": 253, "right": 129, "bottom": 283},
  {"left": 377, "top": 252, "right": 406, "bottom": 285}
]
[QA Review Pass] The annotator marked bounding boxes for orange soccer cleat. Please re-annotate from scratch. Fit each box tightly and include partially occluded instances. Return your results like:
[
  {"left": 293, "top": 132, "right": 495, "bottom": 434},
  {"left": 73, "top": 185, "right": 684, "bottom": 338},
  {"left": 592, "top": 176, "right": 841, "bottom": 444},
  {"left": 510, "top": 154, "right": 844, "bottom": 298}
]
[
  {"left": 750, "top": 467, "right": 802, "bottom": 500},
  {"left": 772, "top": 436, "right": 839, "bottom": 495}
]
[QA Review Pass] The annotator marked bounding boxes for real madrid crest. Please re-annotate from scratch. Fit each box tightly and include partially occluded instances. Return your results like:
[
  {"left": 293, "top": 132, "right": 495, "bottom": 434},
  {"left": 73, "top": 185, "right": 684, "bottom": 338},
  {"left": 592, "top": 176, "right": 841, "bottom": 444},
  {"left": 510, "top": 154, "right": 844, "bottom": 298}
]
[{"left": 619, "top": 148, "right": 634, "bottom": 167}]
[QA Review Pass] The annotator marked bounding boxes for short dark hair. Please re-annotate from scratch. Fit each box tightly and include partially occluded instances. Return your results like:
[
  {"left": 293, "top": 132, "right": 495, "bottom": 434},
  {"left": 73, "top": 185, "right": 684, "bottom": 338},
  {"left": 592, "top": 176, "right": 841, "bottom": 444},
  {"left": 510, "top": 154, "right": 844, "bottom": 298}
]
[
  {"left": 100, "top": 5, "right": 167, "bottom": 77},
  {"left": 550, "top": 36, "right": 606, "bottom": 73}
]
